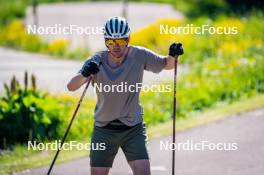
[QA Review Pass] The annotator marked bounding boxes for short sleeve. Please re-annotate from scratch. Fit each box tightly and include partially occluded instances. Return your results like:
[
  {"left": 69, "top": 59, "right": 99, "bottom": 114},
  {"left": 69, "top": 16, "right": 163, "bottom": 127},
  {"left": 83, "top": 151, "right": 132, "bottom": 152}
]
[
  {"left": 78, "top": 59, "right": 90, "bottom": 74},
  {"left": 143, "top": 48, "right": 166, "bottom": 73}
]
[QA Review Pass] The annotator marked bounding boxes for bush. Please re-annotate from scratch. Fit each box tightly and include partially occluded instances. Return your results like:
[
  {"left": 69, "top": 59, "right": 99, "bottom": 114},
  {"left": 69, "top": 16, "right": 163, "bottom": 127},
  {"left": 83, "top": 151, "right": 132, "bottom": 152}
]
[
  {"left": 142, "top": 56, "right": 264, "bottom": 124},
  {"left": 133, "top": 0, "right": 263, "bottom": 17},
  {"left": 0, "top": 0, "right": 28, "bottom": 25},
  {"left": 0, "top": 20, "right": 90, "bottom": 59},
  {"left": 47, "top": 38, "right": 69, "bottom": 56},
  {"left": 130, "top": 13, "right": 264, "bottom": 64},
  {"left": 226, "top": 0, "right": 264, "bottom": 14},
  {"left": 0, "top": 72, "right": 67, "bottom": 148},
  {"left": 0, "top": 71, "right": 97, "bottom": 148},
  {"left": 0, "top": 20, "right": 44, "bottom": 52}
]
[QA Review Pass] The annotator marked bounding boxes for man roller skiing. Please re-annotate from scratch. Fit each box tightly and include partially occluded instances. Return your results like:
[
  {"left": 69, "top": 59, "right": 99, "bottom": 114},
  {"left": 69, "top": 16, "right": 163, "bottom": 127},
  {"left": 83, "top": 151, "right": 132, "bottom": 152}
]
[{"left": 67, "top": 16, "right": 183, "bottom": 175}]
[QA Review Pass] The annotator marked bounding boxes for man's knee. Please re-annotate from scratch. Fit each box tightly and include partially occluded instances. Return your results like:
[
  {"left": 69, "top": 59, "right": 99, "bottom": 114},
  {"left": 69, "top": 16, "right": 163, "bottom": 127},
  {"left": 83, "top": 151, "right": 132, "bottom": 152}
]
[{"left": 91, "top": 167, "right": 110, "bottom": 175}]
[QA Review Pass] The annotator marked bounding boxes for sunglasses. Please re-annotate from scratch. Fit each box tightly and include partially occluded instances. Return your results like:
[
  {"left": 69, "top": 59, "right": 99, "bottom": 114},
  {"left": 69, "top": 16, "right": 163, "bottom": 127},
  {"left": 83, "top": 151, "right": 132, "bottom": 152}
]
[{"left": 105, "top": 38, "right": 128, "bottom": 46}]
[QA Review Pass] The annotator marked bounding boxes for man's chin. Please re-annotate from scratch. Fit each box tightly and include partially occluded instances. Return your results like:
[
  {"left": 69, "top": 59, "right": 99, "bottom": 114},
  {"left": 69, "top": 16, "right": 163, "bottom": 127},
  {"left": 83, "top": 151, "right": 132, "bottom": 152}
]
[{"left": 112, "top": 52, "right": 123, "bottom": 58}]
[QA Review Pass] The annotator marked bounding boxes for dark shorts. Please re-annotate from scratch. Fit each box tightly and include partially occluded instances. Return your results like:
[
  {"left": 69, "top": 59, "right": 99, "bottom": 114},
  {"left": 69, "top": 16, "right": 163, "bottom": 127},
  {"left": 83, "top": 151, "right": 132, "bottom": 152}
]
[{"left": 90, "top": 121, "right": 149, "bottom": 167}]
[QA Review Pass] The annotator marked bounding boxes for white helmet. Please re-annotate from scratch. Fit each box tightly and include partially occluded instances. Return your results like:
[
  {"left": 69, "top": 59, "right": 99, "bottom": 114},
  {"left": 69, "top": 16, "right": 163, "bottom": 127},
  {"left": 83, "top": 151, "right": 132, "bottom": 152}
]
[{"left": 104, "top": 16, "right": 130, "bottom": 39}]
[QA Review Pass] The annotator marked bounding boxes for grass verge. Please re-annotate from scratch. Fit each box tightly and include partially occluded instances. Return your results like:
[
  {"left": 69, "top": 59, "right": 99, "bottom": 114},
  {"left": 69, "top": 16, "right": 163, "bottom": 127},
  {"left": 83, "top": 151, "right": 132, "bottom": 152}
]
[
  {"left": 148, "top": 94, "right": 264, "bottom": 138},
  {"left": 1, "top": 94, "right": 264, "bottom": 175}
]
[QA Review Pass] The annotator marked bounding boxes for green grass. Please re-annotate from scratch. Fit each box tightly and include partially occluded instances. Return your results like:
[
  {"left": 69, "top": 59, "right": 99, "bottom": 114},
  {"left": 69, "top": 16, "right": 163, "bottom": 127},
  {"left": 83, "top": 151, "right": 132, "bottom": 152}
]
[
  {"left": 148, "top": 94, "right": 264, "bottom": 138},
  {"left": 0, "top": 141, "right": 89, "bottom": 175},
  {"left": 1, "top": 93, "right": 264, "bottom": 175}
]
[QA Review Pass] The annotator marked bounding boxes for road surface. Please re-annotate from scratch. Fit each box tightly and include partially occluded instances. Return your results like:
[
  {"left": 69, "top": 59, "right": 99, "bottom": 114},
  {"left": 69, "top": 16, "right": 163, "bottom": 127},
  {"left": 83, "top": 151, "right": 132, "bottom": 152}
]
[
  {"left": 16, "top": 108, "right": 264, "bottom": 175},
  {"left": 25, "top": 2, "right": 183, "bottom": 51}
]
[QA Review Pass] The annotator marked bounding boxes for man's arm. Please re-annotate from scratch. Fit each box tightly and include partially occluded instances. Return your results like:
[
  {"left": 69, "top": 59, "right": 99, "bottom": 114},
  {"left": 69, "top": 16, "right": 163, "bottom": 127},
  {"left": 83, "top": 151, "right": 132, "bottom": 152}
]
[
  {"left": 67, "top": 74, "right": 88, "bottom": 91},
  {"left": 67, "top": 61, "right": 100, "bottom": 91},
  {"left": 164, "top": 55, "right": 178, "bottom": 70}
]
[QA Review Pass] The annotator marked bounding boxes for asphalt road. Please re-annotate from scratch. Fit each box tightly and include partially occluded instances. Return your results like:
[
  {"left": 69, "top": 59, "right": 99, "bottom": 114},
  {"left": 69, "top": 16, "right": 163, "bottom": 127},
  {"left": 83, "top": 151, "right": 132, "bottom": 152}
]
[
  {"left": 0, "top": 47, "right": 82, "bottom": 96},
  {"left": 25, "top": 2, "right": 183, "bottom": 52},
  {"left": 16, "top": 108, "right": 264, "bottom": 175}
]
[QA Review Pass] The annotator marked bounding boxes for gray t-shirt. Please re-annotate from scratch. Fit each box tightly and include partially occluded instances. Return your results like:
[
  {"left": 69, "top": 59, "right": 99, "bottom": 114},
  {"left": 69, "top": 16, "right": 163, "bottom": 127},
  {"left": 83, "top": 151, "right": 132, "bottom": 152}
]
[{"left": 79, "top": 45, "right": 166, "bottom": 127}]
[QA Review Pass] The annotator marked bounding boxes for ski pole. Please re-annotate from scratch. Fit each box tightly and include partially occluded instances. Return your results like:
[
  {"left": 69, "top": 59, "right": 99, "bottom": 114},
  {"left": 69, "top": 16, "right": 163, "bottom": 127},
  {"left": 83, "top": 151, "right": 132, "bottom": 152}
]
[
  {"left": 47, "top": 76, "right": 93, "bottom": 175},
  {"left": 172, "top": 56, "right": 179, "bottom": 175}
]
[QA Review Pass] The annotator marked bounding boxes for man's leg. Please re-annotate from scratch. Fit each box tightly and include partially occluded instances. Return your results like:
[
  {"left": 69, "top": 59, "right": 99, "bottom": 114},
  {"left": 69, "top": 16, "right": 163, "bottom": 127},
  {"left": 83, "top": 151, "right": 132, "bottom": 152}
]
[
  {"left": 91, "top": 167, "right": 110, "bottom": 175},
  {"left": 121, "top": 123, "right": 150, "bottom": 175},
  {"left": 90, "top": 126, "right": 119, "bottom": 175},
  {"left": 128, "top": 159, "right": 151, "bottom": 175}
]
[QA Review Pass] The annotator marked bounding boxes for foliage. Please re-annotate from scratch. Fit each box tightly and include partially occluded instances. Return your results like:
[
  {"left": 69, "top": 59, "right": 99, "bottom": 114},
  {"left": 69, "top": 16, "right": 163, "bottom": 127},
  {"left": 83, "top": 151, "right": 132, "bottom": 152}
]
[
  {"left": 0, "top": 0, "right": 27, "bottom": 25},
  {"left": 141, "top": 55, "right": 264, "bottom": 125},
  {"left": 225, "top": 0, "right": 264, "bottom": 14},
  {"left": 133, "top": 0, "right": 264, "bottom": 17},
  {"left": 137, "top": 13, "right": 264, "bottom": 124},
  {"left": 174, "top": 0, "right": 228, "bottom": 18},
  {"left": 0, "top": 72, "right": 97, "bottom": 148},
  {"left": 0, "top": 20, "right": 44, "bottom": 52},
  {"left": 0, "top": 0, "right": 89, "bottom": 24},
  {"left": 0, "top": 20, "right": 90, "bottom": 59},
  {"left": 130, "top": 12, "right": 264, "bottom": 64},
  {"left": 0, "top": 72, "right": 67, "bottom": 148},
  {"left": 55, "top": 94, "right": 95, "bottom": 141}
]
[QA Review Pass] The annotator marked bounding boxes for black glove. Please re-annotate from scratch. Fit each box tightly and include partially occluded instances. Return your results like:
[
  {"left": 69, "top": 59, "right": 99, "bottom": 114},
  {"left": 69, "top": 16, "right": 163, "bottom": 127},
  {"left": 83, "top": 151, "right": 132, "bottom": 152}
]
[
  {"left": 81, "top": 61, "right": 100, "bottom": 77},
  {"left": 169, "top": 42, "right": 184, "bottom": 57}
]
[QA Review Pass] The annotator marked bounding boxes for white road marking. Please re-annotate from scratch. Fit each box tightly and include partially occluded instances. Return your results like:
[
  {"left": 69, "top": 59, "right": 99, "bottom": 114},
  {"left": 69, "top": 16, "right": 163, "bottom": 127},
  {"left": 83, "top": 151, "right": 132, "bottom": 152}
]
[{"left": 151, "top": 166, "right": 167, "bottom": 171}]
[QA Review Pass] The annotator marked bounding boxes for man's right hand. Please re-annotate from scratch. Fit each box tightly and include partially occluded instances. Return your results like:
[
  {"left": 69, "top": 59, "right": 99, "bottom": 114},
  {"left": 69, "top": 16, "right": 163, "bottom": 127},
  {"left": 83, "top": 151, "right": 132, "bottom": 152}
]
[
  {"left": 81, "top": 61, "right": 100, "bottom": 77},
  {"left": 169, "top": 42, "right": 184, "bottom": 57}
]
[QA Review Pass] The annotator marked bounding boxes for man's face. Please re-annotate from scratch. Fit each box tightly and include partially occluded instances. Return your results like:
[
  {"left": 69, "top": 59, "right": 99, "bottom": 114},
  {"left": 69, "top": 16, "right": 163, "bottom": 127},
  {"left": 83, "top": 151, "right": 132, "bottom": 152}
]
[{"left": 105, "top": 38, "right": 129, "bottom": 58}]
